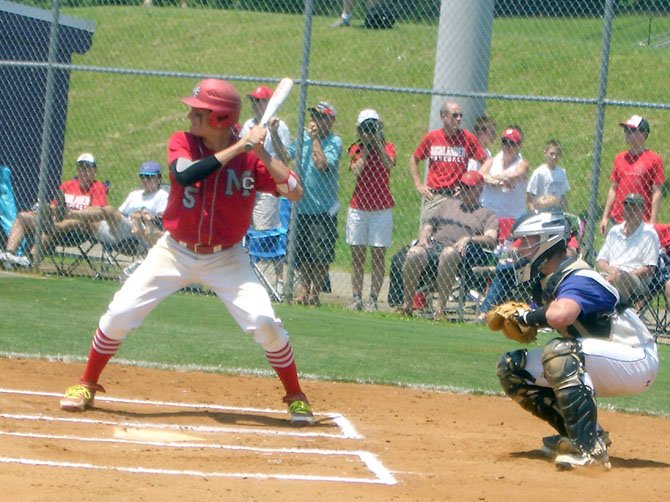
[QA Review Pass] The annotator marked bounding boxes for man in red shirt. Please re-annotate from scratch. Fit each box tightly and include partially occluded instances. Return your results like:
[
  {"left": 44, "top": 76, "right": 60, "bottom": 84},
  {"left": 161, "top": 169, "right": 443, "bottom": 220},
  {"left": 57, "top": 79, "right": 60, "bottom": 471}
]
[
  {"left": 1, "top": 153, "right": 108, "bottom": 268},
  {"left": 599, "top": 114, "right": 664, "bottom": 235},
  {"left": 59, "top": 79, "right": 314, "bottom": 426},
  {"left": 409, "top": 101, "right": 487, "bottom": 216}
]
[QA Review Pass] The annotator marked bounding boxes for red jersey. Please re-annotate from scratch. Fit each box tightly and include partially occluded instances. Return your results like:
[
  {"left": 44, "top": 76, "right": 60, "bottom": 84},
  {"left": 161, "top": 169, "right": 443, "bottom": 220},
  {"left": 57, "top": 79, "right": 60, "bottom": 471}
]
[
  {"left": 609, "top": 149, "right": 664, "bottom": 222},
  {"left": 413, "top": 128, "right": 486, "bottom": 190},
  {"left": 348, "top": 142, "right": 396, "bottom": 211},
  {"left": 58, "top": 179, "right": 107, "bottom": 210},
  {"left": 163, "top": 131, "right": 277, "bottom": 247}
]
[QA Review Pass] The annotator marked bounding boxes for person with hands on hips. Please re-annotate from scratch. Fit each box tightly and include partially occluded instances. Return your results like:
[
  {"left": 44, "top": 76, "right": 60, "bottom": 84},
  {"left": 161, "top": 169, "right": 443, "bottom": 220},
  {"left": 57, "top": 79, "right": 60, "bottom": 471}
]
[
  {"left": 495, "top": 210, "right": 658, "bottom": 470},
  {"left": 346, "top": 109, "right": 396, "bottom": 311},
  {"left": 59, "top": 78, "right": 315, "bottom": 426}
]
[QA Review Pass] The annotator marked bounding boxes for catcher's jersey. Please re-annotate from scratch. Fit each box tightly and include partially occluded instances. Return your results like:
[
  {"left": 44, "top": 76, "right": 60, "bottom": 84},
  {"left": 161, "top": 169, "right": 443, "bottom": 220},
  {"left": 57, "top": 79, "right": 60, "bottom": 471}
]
[{"left": 163, "top": 131, "right": 277, "bottom": 247}]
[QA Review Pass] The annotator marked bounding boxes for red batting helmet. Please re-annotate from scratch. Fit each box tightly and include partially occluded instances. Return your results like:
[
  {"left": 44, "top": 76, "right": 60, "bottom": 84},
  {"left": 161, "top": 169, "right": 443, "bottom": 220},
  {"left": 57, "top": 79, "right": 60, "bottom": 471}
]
[{"left": 181, "top": 79, "right": 241, "bottom": 129}]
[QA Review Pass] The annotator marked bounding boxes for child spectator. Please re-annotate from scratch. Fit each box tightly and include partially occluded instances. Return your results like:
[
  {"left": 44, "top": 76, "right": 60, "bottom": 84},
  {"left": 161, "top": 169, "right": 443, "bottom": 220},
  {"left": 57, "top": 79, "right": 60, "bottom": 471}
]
[{"left": 527, "top": 140, "right": 570, "bottom": 211}]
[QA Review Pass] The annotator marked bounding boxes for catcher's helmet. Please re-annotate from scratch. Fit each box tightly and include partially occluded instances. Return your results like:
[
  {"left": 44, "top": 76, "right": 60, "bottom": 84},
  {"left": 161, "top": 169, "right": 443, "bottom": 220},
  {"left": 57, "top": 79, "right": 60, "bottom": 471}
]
[
  {"left": 510, "top": 210, "right": 570, "bottom": 283},
  {"left": 181, "top": 79, "right": 241, "bottom": 129}
]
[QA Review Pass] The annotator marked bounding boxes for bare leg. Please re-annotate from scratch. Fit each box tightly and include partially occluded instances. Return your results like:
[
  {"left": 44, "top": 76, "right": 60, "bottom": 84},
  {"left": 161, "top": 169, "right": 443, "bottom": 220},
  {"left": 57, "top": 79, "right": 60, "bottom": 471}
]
[
  {"left": 350, "top": 245, "right": 366, "bottom": 299},
  {"left": 369, "top": 246, "right": 386, "bottom": 300},
  {"left": 6, "top": 211, "right": 37, "bottom": 253},
  {"left": 435, "top": 247, "right": 460, "bottom": 320},
  {"left": 402, "top": 245, "right": 428, "bottom": 314}
]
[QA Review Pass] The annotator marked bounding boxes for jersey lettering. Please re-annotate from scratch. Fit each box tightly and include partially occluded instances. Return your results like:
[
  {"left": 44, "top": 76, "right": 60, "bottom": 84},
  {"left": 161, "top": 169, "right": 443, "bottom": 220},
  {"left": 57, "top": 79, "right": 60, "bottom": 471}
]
[
  {"left": 183, "top": 186, "right": 197, "bottom": 208},
  {"left": 225, "top": 169, "right": 254, "bottom": 195}
]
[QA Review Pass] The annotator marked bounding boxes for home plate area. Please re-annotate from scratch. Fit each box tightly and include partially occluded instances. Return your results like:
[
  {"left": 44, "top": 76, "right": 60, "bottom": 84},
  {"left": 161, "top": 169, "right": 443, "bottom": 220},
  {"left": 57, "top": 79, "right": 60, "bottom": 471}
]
[{"left": 0, "top": 388, "right": 397, "bottom": 486}]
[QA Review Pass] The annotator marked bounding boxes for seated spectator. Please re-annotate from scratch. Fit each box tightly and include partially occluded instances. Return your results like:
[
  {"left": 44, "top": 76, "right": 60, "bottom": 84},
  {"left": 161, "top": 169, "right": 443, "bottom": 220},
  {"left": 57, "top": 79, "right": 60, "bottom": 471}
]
[
  {"left": 1, "top": 153, "right": 109, "bottom": 269},
  {"left": 400, "top": 171, "right": 498, "bottom": 320},
  {"left": 526, "top": 139, "right": 570, "bottom": 211},
  {"left": 95, "top": 161, "right": 168, "bottom": 251},
  {"left": 476, "top": 195, "right": 581, "bottom": 322},
  {"left": 480, "top": 126, "right": 529, "bottom": 220},
  {"left": 597, "top": 192, "right": 660, "bottom": 304}
]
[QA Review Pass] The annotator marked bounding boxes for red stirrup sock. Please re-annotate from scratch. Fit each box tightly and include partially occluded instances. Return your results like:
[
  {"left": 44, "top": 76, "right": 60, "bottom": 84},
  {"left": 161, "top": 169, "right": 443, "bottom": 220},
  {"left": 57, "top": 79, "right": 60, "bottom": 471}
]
[
  {"left": 80, "top": 329, "right": 121, "bottom": 385},
  {"left": 265, "top": 342, "right": 303, "bottom": 397}
]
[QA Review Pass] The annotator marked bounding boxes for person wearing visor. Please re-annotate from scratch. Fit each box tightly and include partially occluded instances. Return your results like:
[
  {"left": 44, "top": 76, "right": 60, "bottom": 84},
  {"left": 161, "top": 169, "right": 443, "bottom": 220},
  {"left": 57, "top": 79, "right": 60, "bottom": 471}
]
[
  {"left": 496, "top": 210, "right": 658, "bottom": 470},
  {"left": 345, "top": 109, "right": 396, "bottom": 311}
]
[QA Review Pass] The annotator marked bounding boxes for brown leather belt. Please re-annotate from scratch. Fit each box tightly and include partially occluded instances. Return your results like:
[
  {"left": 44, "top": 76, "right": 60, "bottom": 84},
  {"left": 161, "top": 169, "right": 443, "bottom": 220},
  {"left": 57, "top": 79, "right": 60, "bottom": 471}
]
[{"left": 177, "top": 240, "right": 226, "bottom": 254}]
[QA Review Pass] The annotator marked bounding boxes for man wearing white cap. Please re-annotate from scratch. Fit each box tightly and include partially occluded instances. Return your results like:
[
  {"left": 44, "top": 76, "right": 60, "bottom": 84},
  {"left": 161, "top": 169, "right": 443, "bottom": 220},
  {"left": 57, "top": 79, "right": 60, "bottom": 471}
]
[
  {"left": 599, "top": 114, "right": 664, "bottom": 235},
  {"left": 1, "top": 153, "right": 109, "bottom": 268}
]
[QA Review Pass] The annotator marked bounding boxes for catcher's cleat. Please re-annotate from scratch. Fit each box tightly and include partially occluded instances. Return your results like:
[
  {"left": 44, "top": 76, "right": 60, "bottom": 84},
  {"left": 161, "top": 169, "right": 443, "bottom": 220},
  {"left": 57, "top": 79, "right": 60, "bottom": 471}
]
[
  {"left": 554, "top": 437, "right": 611, "bottom": 471},
  {"left": 540, "top": 430, "right": 611, "bottom": 458},
  {"left": 60, "top": 383, "right": 105, "bottom": 412},
  {"left": 287, "top": 399, "right": 314, "bottom": 426}
]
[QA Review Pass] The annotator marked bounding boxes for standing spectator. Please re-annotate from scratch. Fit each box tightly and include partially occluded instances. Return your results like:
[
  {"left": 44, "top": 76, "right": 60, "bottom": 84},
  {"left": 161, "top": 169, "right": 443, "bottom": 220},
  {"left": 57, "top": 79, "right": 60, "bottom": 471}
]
[
  {"left": 409, "top": 101, "right": 487, "bottom": 217},
  {"left": 400, "top": 171, "right": 498, "bottom": 320},
  {"left": 527, "top": 139, "right": 570, "bottom": 211},
  {"left": 1, "top": 153, "right": 109, "bottom": 269},
  {"left": 599, "top": 114, "right": 664, "bottom": 235},
  {"left": 467, "top": 115, "right": 497, "bottom": 171},
  {"left": 345, "top": 109, "right": 396, "bottom": 311},
  {"left": 480, "top": 126, "right": 529, "bottom": 220},
  {"left": 285, "top": 102, "right": 342, "bottom": 306},
  {"left": 597, "top": 193, "right": 660, "bottom": 304},
  {"left": 331, "top": 0, "right": 381, "bottom": 28},
  {"left": 241, "top": 85, "right": 292, "bottom": 296},
  {"left": 59, "top": 78, "right": 314, "bottom": 425}
]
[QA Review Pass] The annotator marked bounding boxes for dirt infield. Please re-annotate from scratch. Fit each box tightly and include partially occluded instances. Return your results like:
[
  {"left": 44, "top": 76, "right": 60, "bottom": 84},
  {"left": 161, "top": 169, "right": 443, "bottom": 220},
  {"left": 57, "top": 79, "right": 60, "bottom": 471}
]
[{"left": 1, "top": 358, "right": 670, "bottom": 501}]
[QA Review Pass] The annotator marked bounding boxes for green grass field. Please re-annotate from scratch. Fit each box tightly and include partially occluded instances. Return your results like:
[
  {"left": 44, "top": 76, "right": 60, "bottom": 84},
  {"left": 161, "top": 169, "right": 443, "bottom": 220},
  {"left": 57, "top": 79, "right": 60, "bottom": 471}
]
[
  {"left": 1, "top": 273, "right": 669, "bottom": 416},
  {"left": 52, "top": 6, "right": 670, "bottom": 270}
]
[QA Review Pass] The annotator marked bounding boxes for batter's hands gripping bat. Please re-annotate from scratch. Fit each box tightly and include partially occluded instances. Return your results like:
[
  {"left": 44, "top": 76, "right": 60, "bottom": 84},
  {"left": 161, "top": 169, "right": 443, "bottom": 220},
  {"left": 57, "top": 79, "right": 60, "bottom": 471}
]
[{"left": 244, "top": 77, "right": 294, "bottom": 151}]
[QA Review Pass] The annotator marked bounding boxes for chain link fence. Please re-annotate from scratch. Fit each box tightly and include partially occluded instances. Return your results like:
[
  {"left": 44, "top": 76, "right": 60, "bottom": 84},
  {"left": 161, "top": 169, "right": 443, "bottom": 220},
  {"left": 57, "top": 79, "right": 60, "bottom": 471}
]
[{"left": 1, "top": 0, "right": 669, "bottom": 330}]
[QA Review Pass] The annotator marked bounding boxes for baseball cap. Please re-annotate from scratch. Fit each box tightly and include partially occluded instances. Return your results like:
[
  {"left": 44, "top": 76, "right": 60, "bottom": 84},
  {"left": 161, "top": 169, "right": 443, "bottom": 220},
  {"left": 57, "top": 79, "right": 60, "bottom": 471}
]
[
  {"left": 248, "top": 86, "right": 273, "bottom": 100},
  {"left": 623, "top": 192, "right": 645, "bottom": 207},
  {"left": 501, "top": 128, "right": 522, "bottom": 144},
  {"left": 357, "top": 109, "right": 380, "bottom": 125},
  {"left": 619, "top": 114, "right": 650, "bottom": 133},
  {"left": 138, "top": 161, "right": 162, "bottom": 176},
  {"left": 460, "top": 170, "right": 484, "bottom": 187},
  {"left": 309, "top": 101, "right": 337, "bottom": 118},
  {"left": 76, "top": 153, "right": 96, "bottom": 167}
]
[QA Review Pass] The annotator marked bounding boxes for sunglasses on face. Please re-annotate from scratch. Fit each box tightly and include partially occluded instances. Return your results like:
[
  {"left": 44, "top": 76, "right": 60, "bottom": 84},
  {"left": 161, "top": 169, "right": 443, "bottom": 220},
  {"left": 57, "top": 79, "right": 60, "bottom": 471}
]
[
  {"left": 623, "top": 127, "right": 638, "bottom": 134},
  {"left": 451, "top": 112, "right": 463, "bottom": 119},
  {"left": 77, "top": 162, "right": 96, "bottom": 168},
  {"left": 501, "top": 138, "right": 519, "bottom": 147},
  {"left": 139, "top": 175, "right": 158, "bottom": 180}
]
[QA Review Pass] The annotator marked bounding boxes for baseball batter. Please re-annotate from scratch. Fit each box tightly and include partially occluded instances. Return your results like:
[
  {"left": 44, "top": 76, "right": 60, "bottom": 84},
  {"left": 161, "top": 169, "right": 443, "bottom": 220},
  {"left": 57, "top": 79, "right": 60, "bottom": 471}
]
[
  {"left": 495, "top": 210, "right": 658, "bottom": 469},
  {"left": 60, "top": 78, "right": 313, "bottom": 425}
]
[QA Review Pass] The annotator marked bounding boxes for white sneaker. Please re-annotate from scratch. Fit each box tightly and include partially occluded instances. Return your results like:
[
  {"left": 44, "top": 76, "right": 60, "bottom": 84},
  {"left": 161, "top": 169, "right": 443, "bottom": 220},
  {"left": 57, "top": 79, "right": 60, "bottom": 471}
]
[{"left": 4, "top": 252, "right": 31, "bottom": 268}]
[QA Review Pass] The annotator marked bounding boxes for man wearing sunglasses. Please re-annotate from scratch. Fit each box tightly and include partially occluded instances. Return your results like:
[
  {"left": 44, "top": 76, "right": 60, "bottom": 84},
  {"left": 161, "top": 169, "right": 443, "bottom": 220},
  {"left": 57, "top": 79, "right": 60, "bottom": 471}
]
[
  {"left": 599, "top": 114, "right": 664, "bottom": 235},
  {"left": 409, "top": 101, "right": 487, "bottom": 219}
]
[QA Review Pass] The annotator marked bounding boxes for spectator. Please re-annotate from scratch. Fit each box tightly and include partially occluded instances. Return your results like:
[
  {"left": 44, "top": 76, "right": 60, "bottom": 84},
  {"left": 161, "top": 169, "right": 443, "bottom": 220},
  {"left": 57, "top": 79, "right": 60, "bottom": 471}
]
[
  {"left": 1, "top": 153, "right": 109, "bottom": 269},
  {"left": 480, "top": 126, "right": 529, "bottom": 220},
  {"left": 331, "top": 0, "right": 381, "bottom": 28},
  {"left": 400, "top": 171, "right": 498, "bottom": 320},
  {"left": 345, "top": 109, "right": 396, "bottom": 312},
  {"left": 467, "top": 115, "right": 497, "bottom": 171},
  {"left": 527, "top": 139, "right": 570, "bottom": 211},
  {"left": 94, "top": 160, "right": 168, "bottom": 254},
  {"left": 476, "top": 195, "right": 582, "bottom": 322},
  {"left": 409, "top": 101, "right": 487, "bottom": 217},
  {"left": 241, "top": 85, "right": 292, "bottom": 296},
  {"left": 599, "top": 114, "right": 664, "bottom": 235},
  {"left": 285, "top": 102, "right": 342, "bottom": 306},
  {"left": 597, "top": 193, "right": 660, "bottom": 304}
]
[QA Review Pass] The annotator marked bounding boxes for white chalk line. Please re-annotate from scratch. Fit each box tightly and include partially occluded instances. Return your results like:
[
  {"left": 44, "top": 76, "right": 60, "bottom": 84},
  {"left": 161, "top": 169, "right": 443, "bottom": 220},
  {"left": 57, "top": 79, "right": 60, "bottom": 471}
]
[
  {"left": 0, "top": 387, "right": 363, "bottom": 439},
  {"left": 0, "top": 429, "right": 396, "bottom": 485},
  {"left": 0, "top": 388, "right": 397, "bottom": 485},
  {"left": 0, "top": 457, "right": 397, "bottom": 485}
]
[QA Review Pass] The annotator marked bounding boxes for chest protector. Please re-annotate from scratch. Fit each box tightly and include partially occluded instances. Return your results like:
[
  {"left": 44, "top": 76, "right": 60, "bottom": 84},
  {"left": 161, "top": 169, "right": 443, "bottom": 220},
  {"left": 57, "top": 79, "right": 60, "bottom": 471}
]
[{"left": 540, "top": 258, "right": 613, "bottom": 339}]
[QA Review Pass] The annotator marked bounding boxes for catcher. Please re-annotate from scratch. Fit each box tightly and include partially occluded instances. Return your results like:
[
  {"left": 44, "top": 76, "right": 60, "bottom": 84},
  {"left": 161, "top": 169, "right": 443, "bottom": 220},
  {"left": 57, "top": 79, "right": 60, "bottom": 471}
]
[{"left": 491, "top": 210, "right": 658, "bottom": 470}]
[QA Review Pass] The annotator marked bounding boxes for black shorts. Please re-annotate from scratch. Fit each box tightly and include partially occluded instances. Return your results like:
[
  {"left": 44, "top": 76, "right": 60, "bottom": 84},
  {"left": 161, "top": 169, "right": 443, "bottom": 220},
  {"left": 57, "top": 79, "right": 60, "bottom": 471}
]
[{"left": 295, "top": 213, "right": 338, "bottom": 265}]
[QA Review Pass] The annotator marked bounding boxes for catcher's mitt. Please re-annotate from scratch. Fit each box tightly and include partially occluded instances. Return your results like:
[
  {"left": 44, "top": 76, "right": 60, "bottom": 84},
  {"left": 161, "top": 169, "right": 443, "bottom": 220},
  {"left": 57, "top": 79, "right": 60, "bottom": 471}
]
[{"left": 485, "top": 301, "right": 538, "bottom": 343}]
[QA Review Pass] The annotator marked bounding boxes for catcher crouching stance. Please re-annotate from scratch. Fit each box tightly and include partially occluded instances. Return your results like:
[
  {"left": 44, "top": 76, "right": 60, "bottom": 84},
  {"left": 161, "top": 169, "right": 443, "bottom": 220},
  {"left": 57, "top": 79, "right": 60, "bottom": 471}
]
[
  {"left": 489, "top": 210, "right": 658, "bottom": 469},
  {"left": 59, "top": 78, "right": 314, "bottom": 425}
]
